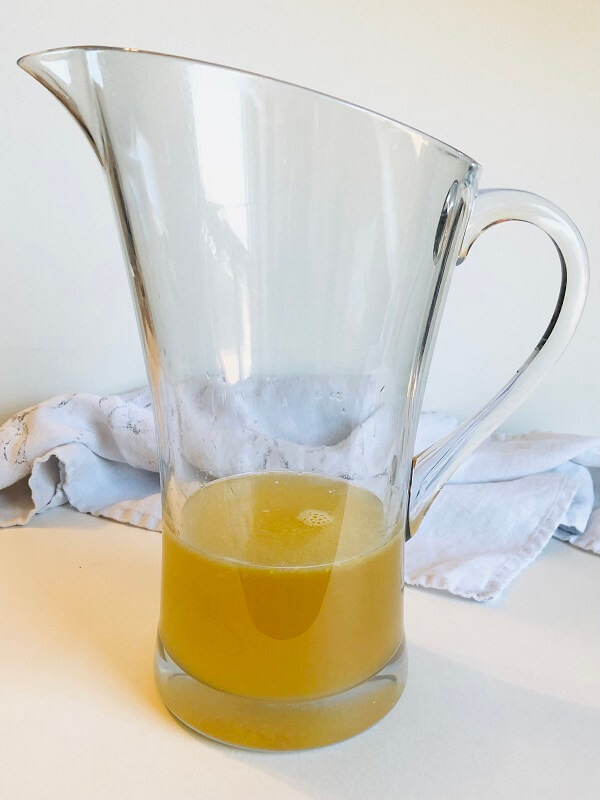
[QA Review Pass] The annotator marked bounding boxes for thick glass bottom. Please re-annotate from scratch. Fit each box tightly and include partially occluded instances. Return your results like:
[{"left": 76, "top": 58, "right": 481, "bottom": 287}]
[{"left": 154, "top": 635, "right": 407, "bottom": 751}]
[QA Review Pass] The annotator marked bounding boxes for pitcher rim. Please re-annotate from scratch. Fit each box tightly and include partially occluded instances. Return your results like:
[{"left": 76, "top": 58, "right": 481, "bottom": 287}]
[{"left": 18, "top": 44, "right": 479, "bottom": 167}]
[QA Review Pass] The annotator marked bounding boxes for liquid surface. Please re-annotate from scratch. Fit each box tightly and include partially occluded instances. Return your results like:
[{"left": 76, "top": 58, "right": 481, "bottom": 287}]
[{"left": 159, "top": 472, "right": 403, "bottom": 700}]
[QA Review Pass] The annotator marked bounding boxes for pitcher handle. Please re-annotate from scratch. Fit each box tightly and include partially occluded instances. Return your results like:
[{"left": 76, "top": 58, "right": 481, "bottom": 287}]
[{"left": 407, "top": 188, "right": 589, "bottom": 538}]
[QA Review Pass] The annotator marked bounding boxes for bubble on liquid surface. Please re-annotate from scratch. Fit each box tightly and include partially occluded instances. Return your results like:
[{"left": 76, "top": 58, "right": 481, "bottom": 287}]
[{"left": 297, "top": 509, "right": 333, "bottom": 528}]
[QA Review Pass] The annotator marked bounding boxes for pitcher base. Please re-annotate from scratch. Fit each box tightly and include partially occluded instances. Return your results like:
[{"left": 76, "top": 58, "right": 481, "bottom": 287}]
[{"left": 154, "top": 636, "right": 407, "bottom": 751}]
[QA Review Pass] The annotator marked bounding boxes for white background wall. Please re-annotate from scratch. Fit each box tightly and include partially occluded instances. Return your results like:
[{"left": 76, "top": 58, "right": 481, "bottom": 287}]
[{"left": 1, "top": 0, "right": 598, "bottom": 433}]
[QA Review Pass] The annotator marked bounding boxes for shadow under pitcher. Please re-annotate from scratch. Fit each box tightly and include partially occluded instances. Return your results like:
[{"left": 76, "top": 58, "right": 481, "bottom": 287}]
[{"left": 19, "top": 46, "right": 589, "bottom": 750}]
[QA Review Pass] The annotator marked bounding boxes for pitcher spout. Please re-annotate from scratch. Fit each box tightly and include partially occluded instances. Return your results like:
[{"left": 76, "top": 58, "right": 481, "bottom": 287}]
[{"left": 18, "top": 47, "right": 105, "bottom": 163}]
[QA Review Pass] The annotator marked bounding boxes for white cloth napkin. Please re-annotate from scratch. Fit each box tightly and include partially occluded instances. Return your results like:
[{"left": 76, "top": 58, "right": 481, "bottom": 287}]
[{"left": 1, "top": 387, "right": 598, "bottom": 601}]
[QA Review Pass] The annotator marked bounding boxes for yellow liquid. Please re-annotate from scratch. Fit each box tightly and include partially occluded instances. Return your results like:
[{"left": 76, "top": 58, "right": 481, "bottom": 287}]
[{"left": 158, "top": 472, "right": 404, "bottom": 746}]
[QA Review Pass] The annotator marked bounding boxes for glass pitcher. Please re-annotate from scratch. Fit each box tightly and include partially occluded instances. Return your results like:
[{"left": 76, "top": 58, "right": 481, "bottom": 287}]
[{"left": 19, "top": 46, "right": 588, "bottom": 750}]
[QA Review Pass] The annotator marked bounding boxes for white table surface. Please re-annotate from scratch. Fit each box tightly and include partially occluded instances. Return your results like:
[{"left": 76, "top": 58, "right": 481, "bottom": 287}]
[{"left": 1, "top": 507, "right": 598, "bottom": 800}]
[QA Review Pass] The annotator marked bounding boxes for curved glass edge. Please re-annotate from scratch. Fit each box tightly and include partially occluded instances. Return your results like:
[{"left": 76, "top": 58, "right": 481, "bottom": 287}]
[{"left": 17, "top": 44, "right": 479, "bottom": 168}]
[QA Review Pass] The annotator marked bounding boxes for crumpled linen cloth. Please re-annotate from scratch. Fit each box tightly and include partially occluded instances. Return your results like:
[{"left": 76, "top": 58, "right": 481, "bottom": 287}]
[{"left": 1, "top": 386, "right": 598, "bottom": 600}]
